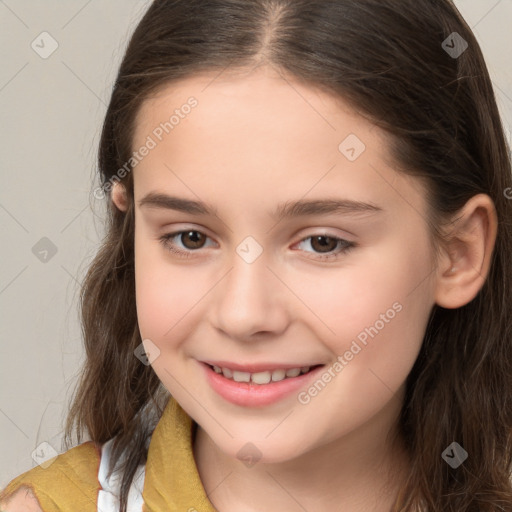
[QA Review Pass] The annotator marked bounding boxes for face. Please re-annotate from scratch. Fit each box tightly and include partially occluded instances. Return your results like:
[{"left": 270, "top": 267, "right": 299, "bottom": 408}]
[{"left": 126, "top": 65, "right": 438, "bottom": 463}]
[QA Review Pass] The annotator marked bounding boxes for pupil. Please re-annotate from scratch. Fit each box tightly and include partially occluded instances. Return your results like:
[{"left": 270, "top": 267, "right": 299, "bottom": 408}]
[
  {"left": 185, "top": 231, "right": 204, "bottom": 248},
  {"left": 312, "top": 235, "right": 336, "bottom": 253}
]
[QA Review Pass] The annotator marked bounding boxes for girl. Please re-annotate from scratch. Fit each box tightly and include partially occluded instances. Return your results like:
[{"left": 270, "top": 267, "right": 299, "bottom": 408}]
[{"left": 2, "top": 0, "right": 512, "bottom": 510}]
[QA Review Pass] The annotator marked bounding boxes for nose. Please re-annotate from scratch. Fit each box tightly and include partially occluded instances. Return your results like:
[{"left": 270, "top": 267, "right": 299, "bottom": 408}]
[{"left": 210, "top": 246, "right": 290, "bottom": 341}]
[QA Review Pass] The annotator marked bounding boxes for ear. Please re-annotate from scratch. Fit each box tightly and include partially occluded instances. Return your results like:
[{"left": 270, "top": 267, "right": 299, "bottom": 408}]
[
  {"left": 111, "top": 181, "right": 129, "bottom": 212},
  {"left": 434, "top": 193, "right": 498, "bottom": 309}
]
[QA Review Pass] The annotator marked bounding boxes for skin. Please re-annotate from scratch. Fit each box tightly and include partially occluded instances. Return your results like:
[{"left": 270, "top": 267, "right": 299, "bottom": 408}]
[
  {"left": 0, "top": 487, "right": 43, "bottom": 512},
  {"left": 111, "top": 64, "right": 497, "bottom": 511}
]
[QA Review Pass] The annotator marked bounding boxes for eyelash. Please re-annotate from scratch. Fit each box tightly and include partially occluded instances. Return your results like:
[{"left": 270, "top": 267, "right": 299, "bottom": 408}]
[{"left": 158, "top": 230, "right": 356, "bottom": 261}]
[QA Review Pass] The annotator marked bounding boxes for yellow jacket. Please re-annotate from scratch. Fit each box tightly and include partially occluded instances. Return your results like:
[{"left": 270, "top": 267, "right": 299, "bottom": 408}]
[{"left": 0, "top": 396, "right": 217, "bottom": 512}]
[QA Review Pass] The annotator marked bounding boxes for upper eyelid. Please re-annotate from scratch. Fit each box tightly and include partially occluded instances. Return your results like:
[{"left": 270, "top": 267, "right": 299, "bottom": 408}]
[
  {"left": 162, "top": 230, "right": 355, "bottom": 264},
  {"left": 166, "top": 229, "right": 218, "bottom": 246},
  {"left": 165, "top": 228, "right": 352, "bottom": 246}
]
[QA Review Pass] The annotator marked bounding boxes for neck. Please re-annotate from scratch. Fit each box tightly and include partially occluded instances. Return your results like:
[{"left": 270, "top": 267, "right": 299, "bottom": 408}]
[{"left": 193, "top": 391, "right": 411, "bottom": 512}]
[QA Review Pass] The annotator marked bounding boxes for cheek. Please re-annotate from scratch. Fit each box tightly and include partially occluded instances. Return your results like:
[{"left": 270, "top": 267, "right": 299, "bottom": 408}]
[
  {"left": 289, "top": 234, "right": 434, "bottom": 383},
  {"left": 134, "top": 217, "right": 435, "bottom": 382},
  {"left": 134, "top": 232, "right": 185, "bottom": 340},
  {"left": 134, "top": 231, "right": 217, "bottom": 348},
  {"left": 291, "top": 239, "right": 428, "bottom": 335}
]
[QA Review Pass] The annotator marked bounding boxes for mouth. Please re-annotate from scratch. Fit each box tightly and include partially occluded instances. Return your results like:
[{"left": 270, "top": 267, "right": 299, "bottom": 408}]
[
  {"left": 200, "top": 361, "right": 328, "bottom": 407},
  {"left": 204, "top": 363, "right": 325, "bottom": 385}
]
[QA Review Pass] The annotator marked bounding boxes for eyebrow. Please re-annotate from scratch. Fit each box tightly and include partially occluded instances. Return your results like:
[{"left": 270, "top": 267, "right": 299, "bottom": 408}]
[{"left": 138, "top": 192, "right": 383, "bottom": 220}]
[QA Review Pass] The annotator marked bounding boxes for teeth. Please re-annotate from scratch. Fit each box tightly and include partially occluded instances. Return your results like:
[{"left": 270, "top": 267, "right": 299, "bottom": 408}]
[
  {"left": 285, "top": 368, "right": 301, "bottom": 378},
  {"left": 252, "top": 371, "right": 272, "bottom": 384},
  {"left": 232, "top": 371, "right": 251, "bottom": 383},
  {"left": 271, "top": 369, "right": 286, "bottom": 382},
  {"left": 211, "top": 364, "right": 315, "bottom": 384},
  {"left": 222, "top": 367, "right": 233, "bottom": 378}
]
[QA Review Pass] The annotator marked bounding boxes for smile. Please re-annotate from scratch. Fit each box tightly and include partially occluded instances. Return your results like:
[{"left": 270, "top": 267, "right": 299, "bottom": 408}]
[
  {"left": 207, "top": 364, "right": 323, "bottom": 384},
  {"left": 200, "top": 361, "right": 327, "bottom": 407}
]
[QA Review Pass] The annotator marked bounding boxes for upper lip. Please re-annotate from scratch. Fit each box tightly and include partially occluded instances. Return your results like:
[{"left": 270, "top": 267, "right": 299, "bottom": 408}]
[{"left": 201, "top": 360, "right": 326, "bottom": 373}]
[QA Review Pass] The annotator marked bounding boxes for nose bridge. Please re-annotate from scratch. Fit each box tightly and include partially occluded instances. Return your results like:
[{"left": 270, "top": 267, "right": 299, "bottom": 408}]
[{"left": 212, "top": 236, "right": 287, "bottom": 338}]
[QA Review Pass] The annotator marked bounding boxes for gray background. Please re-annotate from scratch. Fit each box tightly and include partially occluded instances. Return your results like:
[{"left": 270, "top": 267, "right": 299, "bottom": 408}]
[{"left": 1, "top": 0, "right": 511, "bottom": 487}]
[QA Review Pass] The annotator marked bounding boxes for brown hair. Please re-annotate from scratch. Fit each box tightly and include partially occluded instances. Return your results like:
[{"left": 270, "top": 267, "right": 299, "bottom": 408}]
[{"left": 64, "top": 0, "right": 512, "bottom": 510}]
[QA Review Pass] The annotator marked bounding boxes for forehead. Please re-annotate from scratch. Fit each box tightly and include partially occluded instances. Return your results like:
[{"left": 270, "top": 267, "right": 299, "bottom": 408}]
[
  {"left": 130, "top": 67, "right": 428, "bottom": 221},
  {"left": 133, "top": 66, "right": 383, "bottom": 150}
]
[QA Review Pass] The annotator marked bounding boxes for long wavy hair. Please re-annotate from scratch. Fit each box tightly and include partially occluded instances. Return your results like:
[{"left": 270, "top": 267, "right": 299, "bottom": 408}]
[{"left": 63, "top": 0, "right": 512, "bottom": 510}]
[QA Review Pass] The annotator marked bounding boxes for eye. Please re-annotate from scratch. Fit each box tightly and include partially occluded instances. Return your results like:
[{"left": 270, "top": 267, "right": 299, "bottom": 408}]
[
  {"left": 159, "top": 230, "right": 215, "bottom": 258},
  {"left": 294, "top": 234, "right": 356, "bottom": 261},
  {"left": 158, "top": 230, "right": 356, "bottom": 261}
]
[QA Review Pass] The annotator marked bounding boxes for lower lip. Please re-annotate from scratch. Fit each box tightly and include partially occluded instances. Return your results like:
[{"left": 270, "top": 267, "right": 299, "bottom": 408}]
[{"left": 200, "top": 362, "right": 326, "bottom": 407}]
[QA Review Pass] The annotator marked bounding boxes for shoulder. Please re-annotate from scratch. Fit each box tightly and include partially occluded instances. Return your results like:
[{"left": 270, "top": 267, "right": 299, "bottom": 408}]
[
  {"left": 0, "top": 486, "right": 43, "bottom": 511},
  {"left": 0, "top": 441, "right": 101, "bottom": 512}
]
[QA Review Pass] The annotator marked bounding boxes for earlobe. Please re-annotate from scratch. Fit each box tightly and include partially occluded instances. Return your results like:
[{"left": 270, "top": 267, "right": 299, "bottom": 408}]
[
  {"left": 434, "top": 193, "right": 498, "bottom": 309},
  {"left": 111, "top": 181, "right": 129, "bottom": 212}
]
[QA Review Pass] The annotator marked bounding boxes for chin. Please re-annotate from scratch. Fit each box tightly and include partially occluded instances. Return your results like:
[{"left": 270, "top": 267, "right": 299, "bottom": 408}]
[{"left": 216, "top": 437, "right": 307, "bottom": 466}]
